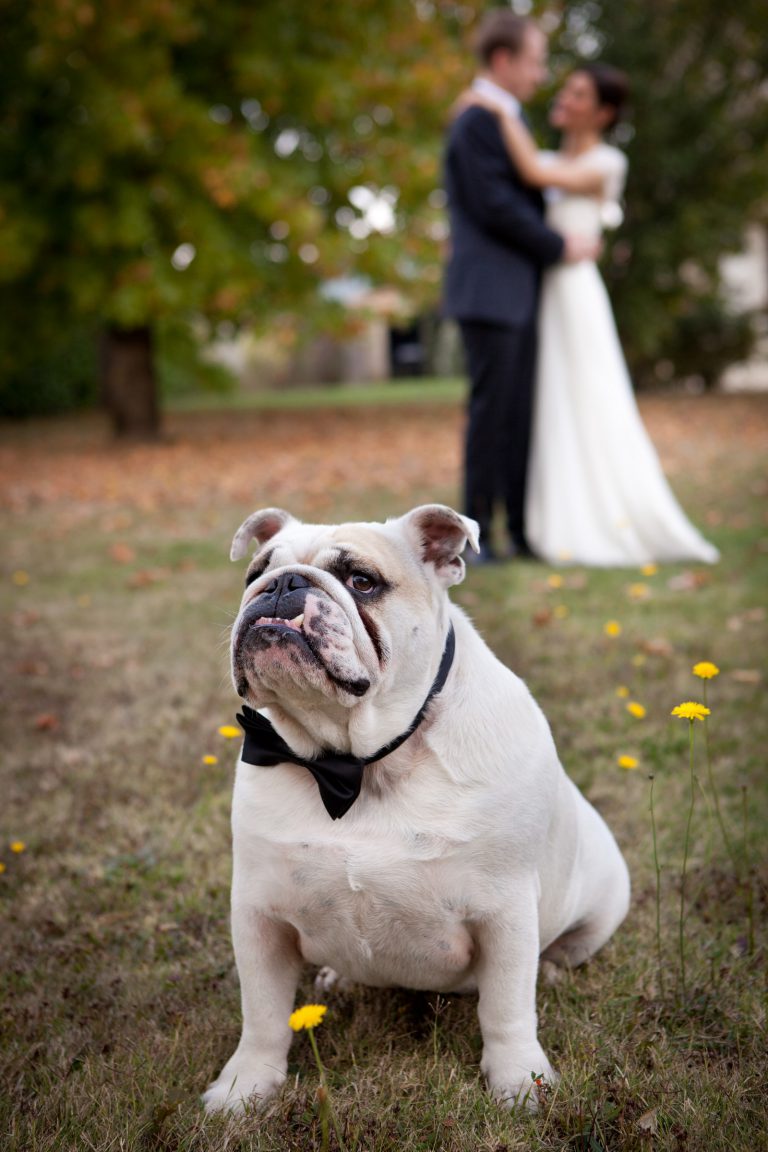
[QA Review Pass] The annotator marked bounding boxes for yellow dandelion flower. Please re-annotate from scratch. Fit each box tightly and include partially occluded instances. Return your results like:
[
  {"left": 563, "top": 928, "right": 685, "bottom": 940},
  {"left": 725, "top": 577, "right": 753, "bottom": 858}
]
[
  {"left": 616, "top": 685, "right": 630, "bottom": 699},
  {"left": 547, "top": 574, "right": 563, "bottom": 589},
  {"left": 0, "top": 862, "right": 6, "bottom": 874},
  {"left": 202, "top": 754, "right": 218, "bottom": 765},
  {"left": 626, "top": 702, "right": 646, "bottom": 719},
  {"left": 12, "top": 570, "right": 30, "bottom": 586},
  {"left": 671, "top": 701, "right": 710, "bottom": 722},
  {"left": 10, "top": 841, "right": 26, "bottom": 854},
  {"left": 289, "top": 1004, "right": 327, "bottom": 1032},
  {"left": 641, "top": 564, "right": 658, "bottom": 576},
  {"left": 218, "top": 725, "right": 241, "bottom": 739},
  {"left": 604, "top": 620, "right": 621, "bottom": 637},
  {"left": 628, "top": 583, "right": 651, "bottom": 600},
  {"left": 618, "top": 755, "right": 639, "bottom": 770},
  {"left": 553, "top": 604, "right": 569, "bottom": 619},
  {"left": 692, "top": 662, "right": 720, "bottom": 680}
]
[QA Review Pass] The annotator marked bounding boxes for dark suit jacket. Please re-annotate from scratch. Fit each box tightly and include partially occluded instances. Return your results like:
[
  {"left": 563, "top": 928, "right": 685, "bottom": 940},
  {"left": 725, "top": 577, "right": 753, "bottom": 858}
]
[{"left": 443, "top": 106, "right": 564, "bottom": 327}]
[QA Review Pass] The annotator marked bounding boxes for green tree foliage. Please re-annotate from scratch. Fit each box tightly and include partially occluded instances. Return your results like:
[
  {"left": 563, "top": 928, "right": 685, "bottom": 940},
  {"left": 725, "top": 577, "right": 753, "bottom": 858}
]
[
  {"left": 1, "top": 1, "right": 766, "bottom": 424},
  {"left": 0, "top": 0, "right": 469, "bottom": 427},
  {"left": 551, "top": 0, "right": 768, "bottom": 386}
]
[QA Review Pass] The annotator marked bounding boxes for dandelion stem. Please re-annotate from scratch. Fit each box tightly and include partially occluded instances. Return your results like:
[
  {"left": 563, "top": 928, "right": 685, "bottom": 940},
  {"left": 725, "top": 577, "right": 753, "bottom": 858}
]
[
  {"left": 702, "top": 682, "right": 737, "bottom": 871},
  {"left": 679, "top": 720, "right": 696, "bottom": 1002},
  {"left": 742, "top": 784, "right": 755, "bottom": 956},
  {"left": 432, "top": 995, "right": 443, "bottom": 1067},
  {"left": 307, "top": 1028, "right": 330, "bottom": 1152},
  {"left": 308, "top": 1027, "right": 346, "bottom": 1152},
  {"left": 649, "top": 773, "right": 664, "bottom": 999}
]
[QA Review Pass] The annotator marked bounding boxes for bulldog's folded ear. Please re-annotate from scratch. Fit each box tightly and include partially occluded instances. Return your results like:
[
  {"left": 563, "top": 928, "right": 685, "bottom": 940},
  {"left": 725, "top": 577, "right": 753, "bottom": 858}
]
[
  {"left": 230, "top": 508, "right": 296, "bottom": 561},
  {"left": 398, "top": 504, "right": 480, "bottom": 586}
]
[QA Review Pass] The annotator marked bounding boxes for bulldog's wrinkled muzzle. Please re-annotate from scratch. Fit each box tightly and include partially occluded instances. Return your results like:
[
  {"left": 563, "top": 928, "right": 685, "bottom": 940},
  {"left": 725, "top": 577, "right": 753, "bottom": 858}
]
[
  {"left": 248, "top": 570, "right": 312, "bottom": 624},
  {"left": 233, "top": 569, "right": 373, "bottom": 701}
]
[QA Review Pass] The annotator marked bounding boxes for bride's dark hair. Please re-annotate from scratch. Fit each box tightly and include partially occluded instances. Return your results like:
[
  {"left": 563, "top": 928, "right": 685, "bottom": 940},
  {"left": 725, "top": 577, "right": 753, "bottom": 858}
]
[{"left": 580, "top": 63, "right": 630, "bottom": 129}]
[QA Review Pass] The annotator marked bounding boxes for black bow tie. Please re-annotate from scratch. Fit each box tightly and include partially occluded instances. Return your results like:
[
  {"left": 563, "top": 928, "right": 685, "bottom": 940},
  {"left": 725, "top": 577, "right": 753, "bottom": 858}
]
[{"left": 236, "top": 624, "right": 456, "bottom": 819}]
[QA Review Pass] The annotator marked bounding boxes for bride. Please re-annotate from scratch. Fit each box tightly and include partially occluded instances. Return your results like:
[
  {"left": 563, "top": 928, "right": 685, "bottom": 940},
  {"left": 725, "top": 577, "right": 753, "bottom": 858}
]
[{"left": 463, "top": 64, "right": 719, "bottom": 567}]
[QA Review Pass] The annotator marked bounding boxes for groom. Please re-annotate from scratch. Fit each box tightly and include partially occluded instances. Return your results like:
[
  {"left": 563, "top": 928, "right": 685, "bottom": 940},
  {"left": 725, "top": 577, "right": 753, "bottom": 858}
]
[{"left": 444, "top": 10, "right": 596, "bottom": 562}]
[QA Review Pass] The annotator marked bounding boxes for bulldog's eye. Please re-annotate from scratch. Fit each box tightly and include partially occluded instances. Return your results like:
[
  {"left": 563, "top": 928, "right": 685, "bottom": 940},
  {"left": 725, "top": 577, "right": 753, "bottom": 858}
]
[{"left": 347, "top": 571, "right": 376, "bottom": 595}]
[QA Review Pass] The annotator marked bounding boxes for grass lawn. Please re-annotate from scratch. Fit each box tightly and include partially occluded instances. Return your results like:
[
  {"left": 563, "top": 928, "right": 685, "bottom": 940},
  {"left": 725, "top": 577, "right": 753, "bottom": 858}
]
[
  {"left": 1, "top": 389, "right": 766, "bottom": 1150},
  {"left": 166, "top": 377, "right": 465, "bottom": 412}
]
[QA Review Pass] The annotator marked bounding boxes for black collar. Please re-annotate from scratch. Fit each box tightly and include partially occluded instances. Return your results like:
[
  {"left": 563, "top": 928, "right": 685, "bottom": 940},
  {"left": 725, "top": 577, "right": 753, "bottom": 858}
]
[{"left": 236, "top": 624, "right": 456, "bottom": 819}]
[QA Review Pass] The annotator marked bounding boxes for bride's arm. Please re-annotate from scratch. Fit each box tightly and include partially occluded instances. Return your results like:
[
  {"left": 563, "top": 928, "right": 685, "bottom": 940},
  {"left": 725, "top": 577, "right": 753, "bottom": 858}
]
[
  {"left": 455, "top": 92, "right": 603, "bottom": 195},
  {"left": 495, "top": 111, "right": 603, "bottom": 195}
]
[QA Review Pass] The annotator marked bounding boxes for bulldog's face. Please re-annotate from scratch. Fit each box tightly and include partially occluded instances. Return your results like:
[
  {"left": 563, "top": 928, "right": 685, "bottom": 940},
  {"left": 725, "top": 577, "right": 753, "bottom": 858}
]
[{"left": 229, "top": 505, "right": 478, "bottom": 716}]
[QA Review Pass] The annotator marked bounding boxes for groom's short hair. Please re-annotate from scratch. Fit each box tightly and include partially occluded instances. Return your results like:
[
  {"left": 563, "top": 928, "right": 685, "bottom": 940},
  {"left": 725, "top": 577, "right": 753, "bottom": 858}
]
[{"left": 474, "top": 10, "right": 532, "bottom": 64}]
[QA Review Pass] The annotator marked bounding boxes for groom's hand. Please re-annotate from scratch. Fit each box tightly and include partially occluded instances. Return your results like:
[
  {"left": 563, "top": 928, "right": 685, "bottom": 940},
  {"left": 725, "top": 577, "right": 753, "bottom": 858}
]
[{"left": 563, "top": 235, "right": 602, "bottom": 263}]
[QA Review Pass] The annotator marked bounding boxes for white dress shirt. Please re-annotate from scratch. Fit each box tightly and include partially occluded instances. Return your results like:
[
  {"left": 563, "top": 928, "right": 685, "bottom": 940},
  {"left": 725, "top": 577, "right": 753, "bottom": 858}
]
[{"left": 471, "top": 76, "right": 521, "bottom": 119}]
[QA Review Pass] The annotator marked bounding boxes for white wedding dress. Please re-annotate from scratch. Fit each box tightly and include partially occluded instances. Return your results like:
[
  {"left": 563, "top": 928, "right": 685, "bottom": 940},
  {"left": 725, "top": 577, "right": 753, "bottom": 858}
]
[{"left": 525, "top": 144, "right": 719, "bottom": 567}]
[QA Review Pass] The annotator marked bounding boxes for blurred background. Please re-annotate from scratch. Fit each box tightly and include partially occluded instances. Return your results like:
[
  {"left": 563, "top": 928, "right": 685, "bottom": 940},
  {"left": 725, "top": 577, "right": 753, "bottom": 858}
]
[{"left": 1, "top": 0, "right": 766, "bottom": 435}]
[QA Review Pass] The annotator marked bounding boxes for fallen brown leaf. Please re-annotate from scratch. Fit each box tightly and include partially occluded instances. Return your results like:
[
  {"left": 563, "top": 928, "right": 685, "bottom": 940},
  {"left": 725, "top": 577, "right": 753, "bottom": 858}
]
[
  {"left": 637, "top": 1106, "right": 659, "bottom": 1134},
  {"left": 128, "top": 568, "right": 171, "bottom": 588},
  {"left": 11, "top": 610, "right": 41, "bottom": 627},
  {"left": 641, "top": 637, "right": 675, "bottom": 658},
  {"left": 34, "top": 713, "right": 59, "bottom": 731},
  {"left": 730, "top": 668, "right": 762, "bottom": 684},
  {"left": 727, "top": 606, "right": 766, "bottom": 631},
  {"left": 109, "top": 542, "right": 136, "bottom": 564},
  {"left": 15, "top": 659, "right": 49, "bottom": 677},
  {"left": 564, "top": 572, "right": 588, "bottom": 590},
  {"left": 667, "top": 570, "right": 711, "bottom": 591}
]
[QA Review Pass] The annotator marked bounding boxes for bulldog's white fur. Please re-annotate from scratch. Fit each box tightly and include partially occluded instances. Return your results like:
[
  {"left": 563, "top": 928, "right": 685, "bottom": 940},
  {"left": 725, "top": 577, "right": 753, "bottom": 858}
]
[{"left": 203, "top": 505, "right": 630, "bottom": 1114}]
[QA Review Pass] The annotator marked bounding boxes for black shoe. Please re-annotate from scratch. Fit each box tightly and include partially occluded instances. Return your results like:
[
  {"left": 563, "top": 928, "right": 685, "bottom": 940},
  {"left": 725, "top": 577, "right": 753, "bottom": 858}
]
[
  {"left": 464, "top": 542, "right": 499, "bottom": 566},
  {"left": 507, "top": 535, "right": 540, "bottom": 562}
]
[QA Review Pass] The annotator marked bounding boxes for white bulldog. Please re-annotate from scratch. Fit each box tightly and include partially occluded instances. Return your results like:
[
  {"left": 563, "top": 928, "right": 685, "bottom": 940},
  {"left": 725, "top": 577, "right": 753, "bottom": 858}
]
[{"left": 203, "top": 504, "right": 629, "bottom": 1114}]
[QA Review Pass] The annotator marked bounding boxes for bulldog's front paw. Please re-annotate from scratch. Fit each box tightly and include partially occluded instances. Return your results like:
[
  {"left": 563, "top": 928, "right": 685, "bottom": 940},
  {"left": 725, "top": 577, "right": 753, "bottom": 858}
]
[
  {"left": 202, "top": 1051, "right": 286, "bottom": 1115},
  {"left": 482, "top": 1045, "right": 557, "bottom": 1112}
]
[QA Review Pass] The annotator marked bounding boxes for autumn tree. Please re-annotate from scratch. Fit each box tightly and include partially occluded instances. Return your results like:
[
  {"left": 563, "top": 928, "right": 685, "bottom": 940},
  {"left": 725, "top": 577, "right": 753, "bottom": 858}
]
[{"left": 0, "top": 0, "right": 468, "bottom": 434}]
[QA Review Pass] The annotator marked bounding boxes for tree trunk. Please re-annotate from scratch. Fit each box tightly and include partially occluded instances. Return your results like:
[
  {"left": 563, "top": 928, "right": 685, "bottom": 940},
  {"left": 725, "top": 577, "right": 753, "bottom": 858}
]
[{"left": 101, "top": 326, "right": 161, "bottom": 439}]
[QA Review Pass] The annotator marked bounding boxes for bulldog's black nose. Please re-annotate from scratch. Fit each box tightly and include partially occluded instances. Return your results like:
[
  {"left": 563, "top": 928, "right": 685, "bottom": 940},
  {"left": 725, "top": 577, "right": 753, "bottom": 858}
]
[
  {"left": 263, "top": 571, "right": 311, "bottom": 597},
  {"left": 247, "top": 570, "right": 311, "bottom": 622}
]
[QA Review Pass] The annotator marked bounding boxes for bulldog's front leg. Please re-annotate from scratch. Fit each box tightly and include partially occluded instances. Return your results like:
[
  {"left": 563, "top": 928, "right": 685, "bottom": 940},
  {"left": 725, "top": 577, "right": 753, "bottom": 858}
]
[
  {"left": 475, "top": 890, "right": 556, "bottom": 1110},
  {"left": 203, "top": 908, "right": 302, "bottom": 1114}
]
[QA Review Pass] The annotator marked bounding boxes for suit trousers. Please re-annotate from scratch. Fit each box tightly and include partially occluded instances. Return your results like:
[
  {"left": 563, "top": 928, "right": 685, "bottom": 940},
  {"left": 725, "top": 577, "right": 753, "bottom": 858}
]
[{"left": 459, "top": 319, "right": 538, "bottom": 546}]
